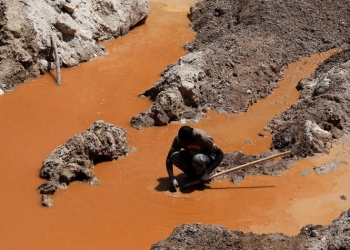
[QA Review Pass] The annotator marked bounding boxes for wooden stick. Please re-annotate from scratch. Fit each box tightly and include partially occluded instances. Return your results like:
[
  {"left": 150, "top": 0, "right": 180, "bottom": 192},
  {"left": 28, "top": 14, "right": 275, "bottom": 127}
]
[
  {"left": 51, "top": 34, "right": 61, "bottom": 85},
  {"left": 209, "top": 151, "right": 291, "bottom": 179},
  {"left": 179, "top": 151, "right": 291, "bottom": 191}
]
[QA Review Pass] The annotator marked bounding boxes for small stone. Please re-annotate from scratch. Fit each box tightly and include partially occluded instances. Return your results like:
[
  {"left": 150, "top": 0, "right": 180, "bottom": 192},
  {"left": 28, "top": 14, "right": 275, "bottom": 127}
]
[
  {"left": 88, "top": 177, "right": 99, "bottom": 185},
  {"left": 0, "top": 88, "right": 4, "bottom": 95},
  {"left": 77, "top": 29, "right": 93, "bottom": 40},
  {"left": 246, "top": 89, "right": 252, "bottom": 94},
  {"left": 340, "top": 195, "right": 347, "bottom": 200},
  {"left": 62, "top": 3, "right": 74, "bottom": 13},
  {"left": 310, "top": 230, "right": 319, "bottom": 237},
  {"left": 55, "top": 14, "right": 77, "bottom": 35},
  {"left": 41, "top": 195, "right": 53, "bottom": 207},
  {"left": 258, "top": 132, "right": 267, "bottom": 137}
]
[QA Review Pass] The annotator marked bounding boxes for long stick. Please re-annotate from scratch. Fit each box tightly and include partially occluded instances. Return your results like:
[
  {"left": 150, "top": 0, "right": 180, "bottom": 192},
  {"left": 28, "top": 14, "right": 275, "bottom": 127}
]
[
  {"left": 179, "top": 151, "right": 291, "bottom": 190},
  {"left": 209, "top": 150, "right": 291, "bottom": 179},
  {"left": 51, "top": 34, "right": 61, "bottom": 85}
]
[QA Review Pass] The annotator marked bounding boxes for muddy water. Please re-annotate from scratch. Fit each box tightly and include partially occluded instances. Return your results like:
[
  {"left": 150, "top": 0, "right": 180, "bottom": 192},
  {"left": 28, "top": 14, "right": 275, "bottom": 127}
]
[{"left": 0, "top": 0, "right": 349, "bottom": 249}]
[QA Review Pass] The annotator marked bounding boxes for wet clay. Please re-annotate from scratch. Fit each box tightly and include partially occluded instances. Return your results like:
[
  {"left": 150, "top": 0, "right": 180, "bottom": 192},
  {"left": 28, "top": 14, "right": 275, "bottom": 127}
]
[{"left": 0, "top": 1, "right": 349, "bottom": 250}]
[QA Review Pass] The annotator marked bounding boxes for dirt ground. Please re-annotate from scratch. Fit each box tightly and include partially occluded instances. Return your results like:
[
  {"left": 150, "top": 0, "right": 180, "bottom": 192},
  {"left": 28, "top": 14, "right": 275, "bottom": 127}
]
[
  {"left": 2, "top": 0, "right": 350, "bottom": 248},
  {"left": 37, "top": 120, "right": 129, "bottom": 200},
  {"left": 144, "top": 0, "right": 350, "bottom": 249},
  {"left": 0, "top": 0, "right": 149, "bottom": 91},
  {"left": 151, "top": 208, "right": 350, "bottom": 249},
  {"left": 131, "top": 0, "right": 350, "bottom": 130}
]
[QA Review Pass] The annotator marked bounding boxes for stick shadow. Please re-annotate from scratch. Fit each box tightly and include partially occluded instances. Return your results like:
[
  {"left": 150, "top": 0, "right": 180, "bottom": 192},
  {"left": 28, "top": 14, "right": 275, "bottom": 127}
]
[{"left": 155, "top": 174, "right": 276, "bottom": 194}]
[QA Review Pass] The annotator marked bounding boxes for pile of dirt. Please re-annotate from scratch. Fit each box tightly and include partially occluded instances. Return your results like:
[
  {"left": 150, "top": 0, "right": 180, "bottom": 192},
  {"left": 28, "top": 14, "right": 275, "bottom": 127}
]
[
  {"left": 151, "top": 208, "right": 350, "bottom": 249},
  {"left": 213, "top": 151, "right": 295, "bottom": 183},
  {"left": 131, "top": 0, "right": 350, "bottom": 129},
  {"left": 266, "top": 48, "right": 350, "bottom": 157},
  {"left": 0, "top": 0, "right": 149, "bottom": 92},
  {"left": 37, "top": 120, "right": 129, "bottom": 205}
]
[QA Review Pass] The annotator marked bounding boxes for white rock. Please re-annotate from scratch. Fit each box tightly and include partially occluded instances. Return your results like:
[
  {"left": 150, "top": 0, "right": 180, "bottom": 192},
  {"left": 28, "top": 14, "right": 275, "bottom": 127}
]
[{"left": 77, "top": 29, "right": 93, "bottom": 40}]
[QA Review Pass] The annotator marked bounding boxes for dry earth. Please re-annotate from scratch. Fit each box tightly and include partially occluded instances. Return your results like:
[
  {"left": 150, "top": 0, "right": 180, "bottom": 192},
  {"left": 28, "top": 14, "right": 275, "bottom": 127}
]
[
  {"left": 0, "top": 0, "right": 149, "bottom": 92},
  {"left": 151, "top": 208, "right": 350, "bottom": 250},
  {"left": 131, "top": 0, "right": 350, "bottom": 134},
  {"left": 144, "top": 0, "right": 350, "bottom": 249},
  {"left": 37, "top": 120, "right": 129, "bottom": 206}
]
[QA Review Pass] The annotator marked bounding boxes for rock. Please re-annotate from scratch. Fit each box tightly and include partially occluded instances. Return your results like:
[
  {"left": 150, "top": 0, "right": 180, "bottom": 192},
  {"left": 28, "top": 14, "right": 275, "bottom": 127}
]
[
  {"left": 131, "top": 52, "right": 205, "bottom": 129},
  {"left": 55, "top": 13, "right": 78, "bottom": 35},
  {"left": 38, "top": 120, "right": 129, "bottom": 202},
  {"left": 305, "top": 120, "right": 332, "bottom": 154},
  {"left": 62, "top": 3, "right": 74, "bottom": 13},
  {"left": 313, "top": 77, "right": 331, "bottom": 96},
  {"left": 0, "top": 88, "right": 4, "bottom": 95},
  {"left": 152, "top": 208, "right": 350, "bottom": 249},
  {"left": 41, "top": 195, "right": 53, "bottom": 207},
  {"left": 296, "top": 78, "right": 309, "bottom": 91},
  {"left": 310, "top": 229, "right": 319, "bottom": 237},
  {"left": 132, "top": 0, "right": 350, "bottom": 129},
  {"left": 77, "top": 29, "right": 93, "bottom": 41},
  {"left": 0, "top": 0, "right": 150, "bottom": 91}
]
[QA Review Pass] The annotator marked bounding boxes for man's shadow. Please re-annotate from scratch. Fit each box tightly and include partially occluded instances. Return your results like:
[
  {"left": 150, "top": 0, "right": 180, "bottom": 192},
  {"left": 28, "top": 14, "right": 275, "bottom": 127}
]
[
  {"left": 155, "top": 173, "right": 187, "bottom": 192},
  {"left": 155, "top": 174, "right": 276, "bottom": 194},
  {"left": 155, "top": 173, "right": 207, "bottom": 193}
]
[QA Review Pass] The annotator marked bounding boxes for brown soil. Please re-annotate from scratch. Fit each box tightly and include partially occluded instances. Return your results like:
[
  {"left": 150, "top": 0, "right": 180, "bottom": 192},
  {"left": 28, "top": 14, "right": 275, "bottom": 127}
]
[
  {"left": 140, "top": 0, "right": 350, "bottom": 249},
  {"left": 0, "top": 0, "right": 149, "bottom": 91},
  {"left": 1, "top": 0, "right": 350, "bottom": 249},
  {"left": 131, "top": 0, "right": 350, "bottom": 130},
  {"left": 151, "top": 208, "right": 350, "bottom": 250},
  {"left": 37, "top": 120, "right": 129, "bottom": 196},
  {"left": 267, "top": 47, "right": 350, "bottom": 157}
]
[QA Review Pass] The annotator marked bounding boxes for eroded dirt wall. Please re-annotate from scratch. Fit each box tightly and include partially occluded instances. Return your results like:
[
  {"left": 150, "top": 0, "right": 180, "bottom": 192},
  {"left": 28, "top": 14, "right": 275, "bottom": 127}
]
[
  {"left": 37, "top": 120, "right": 129, "bottom": 201},
  {"left": 0, "top": 0, "right": 149, "bottom": 92},
  {"left": 151, "top": 208, "right": 350, "bottom": 249},
  {"left": 131, "top": 0, "right": 350, "bottom": 129},
  {"left": 266, "top": 48, "right": 350, "bottom": 157}
]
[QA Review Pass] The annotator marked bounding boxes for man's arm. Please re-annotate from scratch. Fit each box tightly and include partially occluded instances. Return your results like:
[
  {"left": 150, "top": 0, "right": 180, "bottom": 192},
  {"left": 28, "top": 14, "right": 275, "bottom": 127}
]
[
  {"left": 166, "top": 137, "right": 181, "bottom": 189},
  {"left": 202, "top": 147, "right": 224, "bottom": 181},
  {"left": 166, "top": 148, "right": 176, "bottom": 180}
]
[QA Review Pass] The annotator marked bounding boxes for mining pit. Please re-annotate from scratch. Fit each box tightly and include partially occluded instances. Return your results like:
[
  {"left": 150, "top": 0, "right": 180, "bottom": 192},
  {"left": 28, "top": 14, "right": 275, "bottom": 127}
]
[{"left": 0, "top": 0, "right": 350, "bottom": 249}]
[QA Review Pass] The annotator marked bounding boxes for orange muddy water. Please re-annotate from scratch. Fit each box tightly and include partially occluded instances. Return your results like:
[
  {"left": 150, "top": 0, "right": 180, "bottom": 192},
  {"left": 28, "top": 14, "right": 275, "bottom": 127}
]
[{"left": 0, "top": 0, "right": 350, "bottom": 249}]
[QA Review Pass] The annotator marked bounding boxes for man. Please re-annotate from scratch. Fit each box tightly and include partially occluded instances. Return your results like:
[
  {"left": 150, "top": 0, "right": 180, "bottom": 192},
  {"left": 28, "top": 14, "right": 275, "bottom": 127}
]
[{"left": 166, "top": 125, "right": 224, "bottom": 191}]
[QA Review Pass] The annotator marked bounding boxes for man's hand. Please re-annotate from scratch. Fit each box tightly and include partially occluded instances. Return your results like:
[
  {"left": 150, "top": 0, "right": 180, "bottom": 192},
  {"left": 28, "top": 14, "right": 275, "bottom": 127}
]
[
  {"left": 200, "top": 170, "right": 211, "bottom": 184},
  {"left": 170, "top": 178, "right": 179, "bottom": 192}
]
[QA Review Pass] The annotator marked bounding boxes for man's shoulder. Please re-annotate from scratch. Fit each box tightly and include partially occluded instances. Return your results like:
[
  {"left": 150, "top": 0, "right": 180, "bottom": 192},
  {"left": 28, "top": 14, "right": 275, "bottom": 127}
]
[{"left": 193, "top": 128, "right": 211, "bottom": 138}]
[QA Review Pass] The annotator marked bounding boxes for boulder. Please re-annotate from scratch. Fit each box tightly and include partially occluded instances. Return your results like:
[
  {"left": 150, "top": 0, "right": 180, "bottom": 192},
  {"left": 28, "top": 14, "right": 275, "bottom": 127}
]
[
  {"left": 37, "top": 120, "right": 129, "bottom": 199},
  {"left": 0, "top": 0, "right": 150, "bottom": 91}
]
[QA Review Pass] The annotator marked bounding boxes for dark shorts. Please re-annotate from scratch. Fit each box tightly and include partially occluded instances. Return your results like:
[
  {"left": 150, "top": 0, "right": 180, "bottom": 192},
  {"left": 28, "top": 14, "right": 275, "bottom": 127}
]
[{"left": 170, "top": 150, "right": 214, "bottom": 179}]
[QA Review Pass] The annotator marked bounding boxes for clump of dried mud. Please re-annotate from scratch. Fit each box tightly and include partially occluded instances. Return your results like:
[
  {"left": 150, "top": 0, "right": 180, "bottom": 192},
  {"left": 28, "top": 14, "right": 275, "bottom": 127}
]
[
  {"left": 267, "top": 48, "right": 350, "bottom": 157},
  {"left": 151, "top": 208, "right": 350, "bottom": 249},
  {"left": 213, "top": 151, "right": 294, "bottom": 183},
  {"left": 131, "top": 0, "right": 350, "bottom": 129},
  {"left": 0, "top": 0, "right": 149, "bottom": 92},
  {"left": 37, "top": 120, "right": 128, "bottom": 200},
  {"left": 145, "top": 0, "right": 350, "bottom": 248}
]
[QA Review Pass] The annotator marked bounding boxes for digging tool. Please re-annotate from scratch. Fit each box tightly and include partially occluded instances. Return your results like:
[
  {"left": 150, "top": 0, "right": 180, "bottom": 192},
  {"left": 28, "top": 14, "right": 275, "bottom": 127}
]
[{"left": 179, "top": 151, "right": 291, "bottom": 191}]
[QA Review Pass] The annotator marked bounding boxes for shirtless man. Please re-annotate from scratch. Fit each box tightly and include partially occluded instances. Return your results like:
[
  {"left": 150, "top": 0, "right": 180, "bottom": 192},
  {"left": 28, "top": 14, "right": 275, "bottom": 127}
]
[{"left": 166, "top": 126, "right": 224, "bottom": 191}]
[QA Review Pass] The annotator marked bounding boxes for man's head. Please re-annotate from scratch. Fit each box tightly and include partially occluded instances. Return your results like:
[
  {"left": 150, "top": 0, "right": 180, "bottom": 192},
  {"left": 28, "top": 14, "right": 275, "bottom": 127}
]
[{"left": 178, "top": 126, "right": 194, "bottom": 146}]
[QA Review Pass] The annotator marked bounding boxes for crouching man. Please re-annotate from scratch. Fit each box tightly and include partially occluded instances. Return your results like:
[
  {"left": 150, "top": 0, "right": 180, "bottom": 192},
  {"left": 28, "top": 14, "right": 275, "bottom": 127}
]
[{"left": 166, "top": 126, "right": 224, "bottom": 191}]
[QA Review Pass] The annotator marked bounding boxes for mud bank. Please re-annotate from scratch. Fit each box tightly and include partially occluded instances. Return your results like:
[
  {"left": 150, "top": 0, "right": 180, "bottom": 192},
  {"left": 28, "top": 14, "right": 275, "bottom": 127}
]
[
  {"left": 267, "top": 48, "right": 350, "bottom": 157},
  {"left": 0, "top": 0, "right": 149, "bottom": 91},
  {"left": 151, "top": 208, "right": 350, "bottom": 249},
  {"left": 38, "top": 120, "right": 128, "bottom": 202},
  {"left": 131, "top": 0, "right": 350, "bottom": 129}
]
